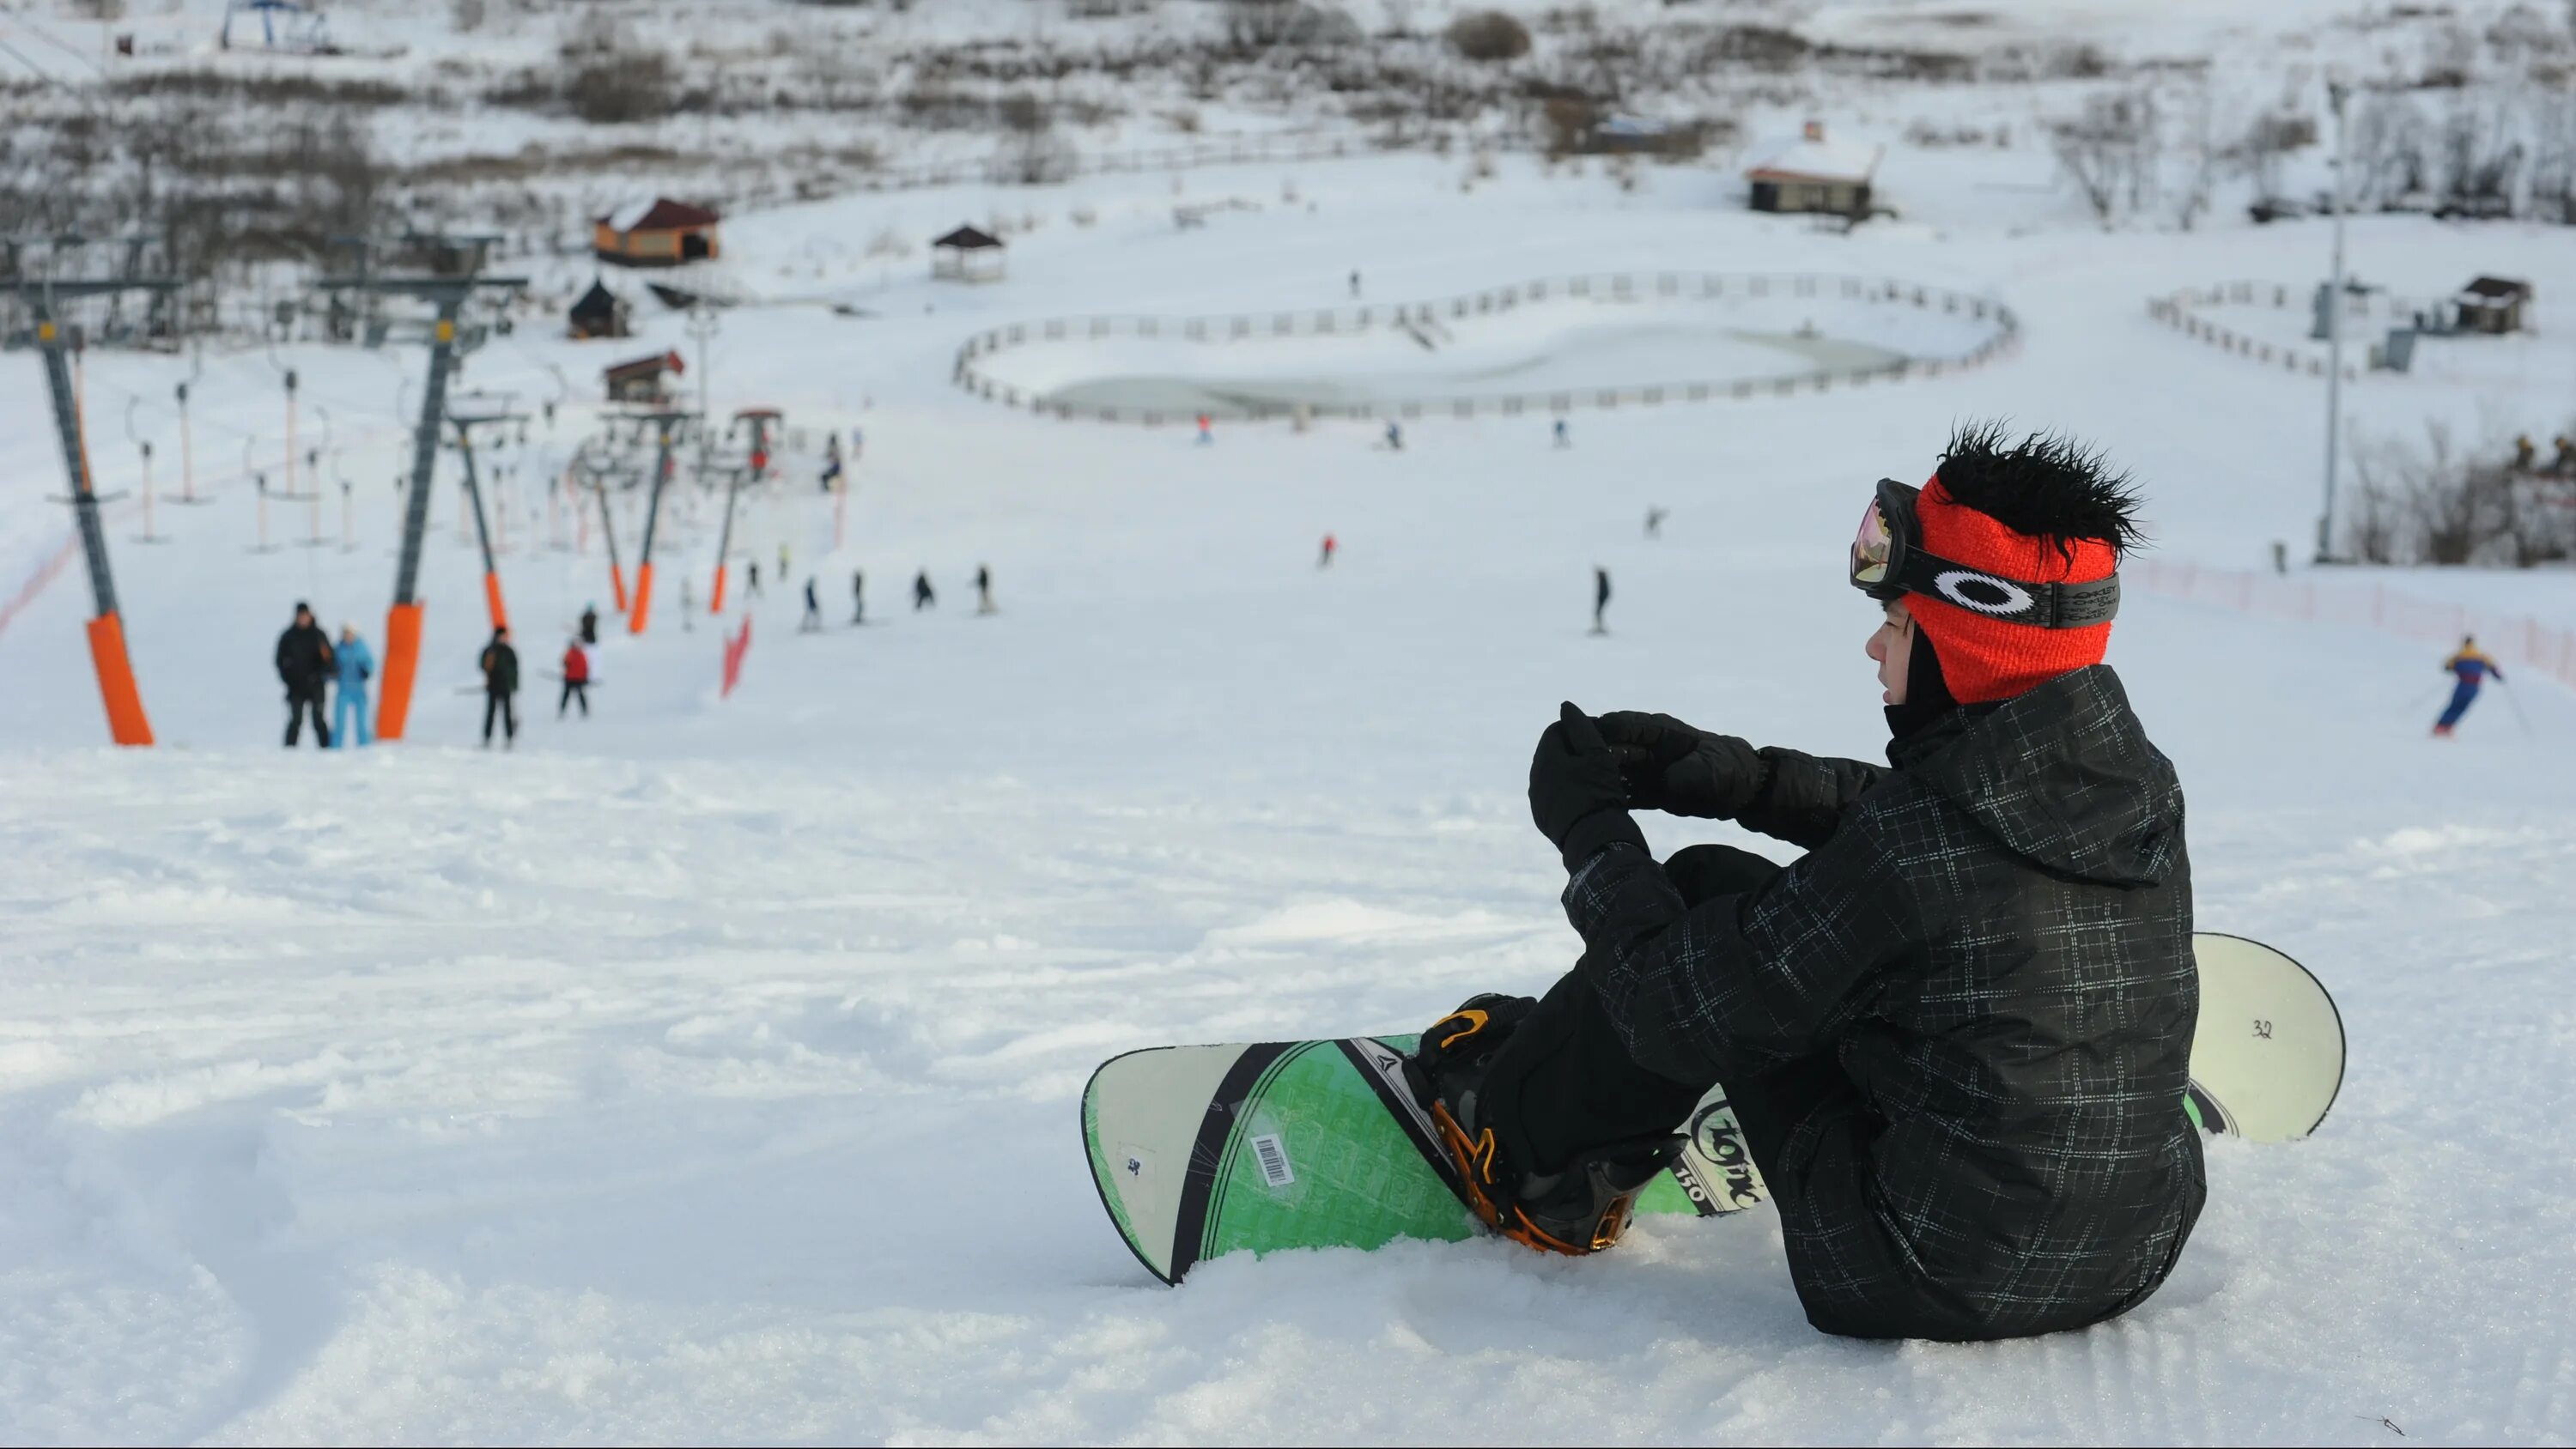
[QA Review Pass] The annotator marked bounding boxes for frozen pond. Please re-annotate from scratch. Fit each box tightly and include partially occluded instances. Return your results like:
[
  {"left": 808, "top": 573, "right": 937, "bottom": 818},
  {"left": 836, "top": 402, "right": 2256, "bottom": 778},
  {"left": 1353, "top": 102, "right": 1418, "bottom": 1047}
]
[{"left": 969, "top": 289, "right": 2002, "bottom": 419}]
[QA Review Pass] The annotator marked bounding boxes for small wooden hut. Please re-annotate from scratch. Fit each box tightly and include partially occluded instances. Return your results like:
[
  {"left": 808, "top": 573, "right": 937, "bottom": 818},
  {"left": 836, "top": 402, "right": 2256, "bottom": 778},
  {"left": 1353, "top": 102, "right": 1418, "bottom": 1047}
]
[
  {"left": 567, "top": 278, "right": 631, "bottom": 340},
  {"left": 595, "top": 198, "right": 722, "bottom": 270}
]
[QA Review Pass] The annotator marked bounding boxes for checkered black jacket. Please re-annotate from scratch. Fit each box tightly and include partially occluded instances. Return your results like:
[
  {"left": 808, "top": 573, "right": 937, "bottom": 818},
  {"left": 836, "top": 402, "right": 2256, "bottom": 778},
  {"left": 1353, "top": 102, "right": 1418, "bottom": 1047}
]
[{"left": 1565, "top": 666, "right": 2204, "bottom": 1337}]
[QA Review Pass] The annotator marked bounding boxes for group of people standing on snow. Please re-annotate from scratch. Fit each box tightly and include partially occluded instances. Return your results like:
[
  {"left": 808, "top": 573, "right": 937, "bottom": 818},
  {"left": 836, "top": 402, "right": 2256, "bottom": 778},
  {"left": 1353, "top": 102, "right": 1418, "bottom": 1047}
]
[
  {"left": 275, "top": 603, "right": 374, "bottom": 749},
  {"left": 791, "top": 565, "right": 993, "bottom": 632},
  {"left": 276, "top": 602, "right": 591, "bottom": 750}
]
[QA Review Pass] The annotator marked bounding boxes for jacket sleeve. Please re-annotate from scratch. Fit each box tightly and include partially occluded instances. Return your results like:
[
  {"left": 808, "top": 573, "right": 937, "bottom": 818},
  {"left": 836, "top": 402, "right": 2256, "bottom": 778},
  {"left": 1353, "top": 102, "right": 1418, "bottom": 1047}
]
[
  {"left": 1563, "top": 822, "right": 1913, "bottom": 1082},
  {"left": 1733, "top": 746, "right": 1888, "bottom": 850},
  {"left": 276, "top": 631, "right": 293, "bottom": 682}
]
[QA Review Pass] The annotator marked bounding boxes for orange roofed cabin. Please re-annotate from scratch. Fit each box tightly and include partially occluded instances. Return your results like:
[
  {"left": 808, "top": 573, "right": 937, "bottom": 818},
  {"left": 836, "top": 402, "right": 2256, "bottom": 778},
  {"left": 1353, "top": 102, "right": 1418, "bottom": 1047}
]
[{"left": 595, "top": 198, "right": 722, "bottom": 269}]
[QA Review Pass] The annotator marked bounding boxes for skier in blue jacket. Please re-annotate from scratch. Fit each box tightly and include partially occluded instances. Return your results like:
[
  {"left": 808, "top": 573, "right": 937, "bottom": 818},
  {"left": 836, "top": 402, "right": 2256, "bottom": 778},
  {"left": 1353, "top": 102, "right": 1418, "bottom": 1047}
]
[
  {"left": 2433, "top": 637, "right": 2503, "bottom": 737},
  {"left": 332, "top": 624, "right": 375, "bottom": 748}
]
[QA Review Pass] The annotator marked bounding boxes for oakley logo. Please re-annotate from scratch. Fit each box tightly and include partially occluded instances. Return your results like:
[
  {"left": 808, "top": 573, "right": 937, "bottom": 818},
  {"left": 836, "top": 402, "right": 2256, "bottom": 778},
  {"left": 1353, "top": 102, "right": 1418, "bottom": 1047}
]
[{"left": 1934, "top": 569, "right": 2036, "bottom": 617}]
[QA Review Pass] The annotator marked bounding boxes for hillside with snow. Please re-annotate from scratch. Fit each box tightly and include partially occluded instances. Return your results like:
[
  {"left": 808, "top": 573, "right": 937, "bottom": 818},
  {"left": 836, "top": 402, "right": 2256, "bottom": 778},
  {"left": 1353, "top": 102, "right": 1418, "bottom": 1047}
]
[{"left": 4, "top": 2, "right": 2576, "bottom": 1444}]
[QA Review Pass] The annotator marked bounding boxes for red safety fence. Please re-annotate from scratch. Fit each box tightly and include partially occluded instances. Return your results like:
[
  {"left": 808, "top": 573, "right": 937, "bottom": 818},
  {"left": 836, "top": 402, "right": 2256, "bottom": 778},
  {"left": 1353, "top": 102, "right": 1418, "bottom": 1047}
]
[
  {"left": 0, "top": 531, "right": 81, "bottom": 644},
  {"left": 2133, "top": 557, "right": 2576, "bottom": 689}
]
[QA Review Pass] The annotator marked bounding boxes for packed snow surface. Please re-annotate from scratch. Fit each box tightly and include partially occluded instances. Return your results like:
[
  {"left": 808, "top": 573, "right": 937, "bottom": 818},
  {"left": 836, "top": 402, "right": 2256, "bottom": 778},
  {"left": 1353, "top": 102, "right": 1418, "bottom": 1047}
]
[{"left": 4, "top": 145, "right": 2576, "bottom": 1445}]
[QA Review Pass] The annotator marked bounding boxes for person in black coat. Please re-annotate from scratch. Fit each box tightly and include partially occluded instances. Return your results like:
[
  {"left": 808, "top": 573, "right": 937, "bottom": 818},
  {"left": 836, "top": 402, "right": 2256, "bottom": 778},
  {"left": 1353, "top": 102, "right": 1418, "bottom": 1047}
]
[
  {"left": 1413, "top": 426, "right": 2200, "bottom": 1344},
  {"left": 579, "top": 604, "right": 599, "bottom": 646},
  {"left": 275, "top": 601, "right": 335, "bottom": 748},
  {"left": 913, "top": 570, "right": 935, "bottom": 611},
  {"left": 479, "top": 625, "right": 520, "bottom": 749},
  {"left": 852, "top": 569, "right": 866, "bottom": 624}
]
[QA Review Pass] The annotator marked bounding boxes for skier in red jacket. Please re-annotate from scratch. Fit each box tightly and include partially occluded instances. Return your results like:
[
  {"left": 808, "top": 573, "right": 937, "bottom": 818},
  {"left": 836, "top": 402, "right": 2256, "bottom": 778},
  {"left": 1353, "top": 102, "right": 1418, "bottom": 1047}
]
[{"left": 559, "top": 639, "right": 592, "bottom": 719}]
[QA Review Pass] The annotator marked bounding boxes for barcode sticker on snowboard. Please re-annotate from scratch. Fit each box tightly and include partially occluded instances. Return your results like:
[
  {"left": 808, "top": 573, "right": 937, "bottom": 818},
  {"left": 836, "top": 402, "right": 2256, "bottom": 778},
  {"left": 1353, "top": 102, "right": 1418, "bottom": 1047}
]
[{"left": 1250, "top": 1132, "right": 1295, "bottom": 1188}]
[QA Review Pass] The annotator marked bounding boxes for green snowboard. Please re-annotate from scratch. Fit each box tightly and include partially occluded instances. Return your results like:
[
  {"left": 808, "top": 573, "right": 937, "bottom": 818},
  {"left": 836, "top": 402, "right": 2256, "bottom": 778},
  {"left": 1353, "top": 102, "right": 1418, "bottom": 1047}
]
[{"left": 1083, "top": 931, "right": 2340, "bottom": 1284}]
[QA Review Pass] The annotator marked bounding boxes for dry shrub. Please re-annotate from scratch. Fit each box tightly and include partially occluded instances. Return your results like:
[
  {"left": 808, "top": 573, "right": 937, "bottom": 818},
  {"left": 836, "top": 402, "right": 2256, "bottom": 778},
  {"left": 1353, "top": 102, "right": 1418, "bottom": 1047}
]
[{"left": 1447, "top": 10, "right": 1533, "bottom": 63}]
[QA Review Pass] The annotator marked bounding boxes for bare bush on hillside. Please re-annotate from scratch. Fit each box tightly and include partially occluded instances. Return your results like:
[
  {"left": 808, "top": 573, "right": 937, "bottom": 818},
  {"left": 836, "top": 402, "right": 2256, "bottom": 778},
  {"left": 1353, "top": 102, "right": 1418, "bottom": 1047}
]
[
  {"left": 1447, "top": 10, "right": 1533, "bottom": 63},
  {"left": 2347, "top": 422, "right": 2575, "bottom": 566},
  {"left": 2050, "top": 88, "right": 2161, "bottom": 225}
]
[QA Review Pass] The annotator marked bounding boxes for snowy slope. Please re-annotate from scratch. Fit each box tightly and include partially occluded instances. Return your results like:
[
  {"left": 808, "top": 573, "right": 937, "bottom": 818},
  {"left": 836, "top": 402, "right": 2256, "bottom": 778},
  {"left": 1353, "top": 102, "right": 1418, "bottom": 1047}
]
[{"left": 4, "top": 143, "right": 2576, "bottom": 1445}]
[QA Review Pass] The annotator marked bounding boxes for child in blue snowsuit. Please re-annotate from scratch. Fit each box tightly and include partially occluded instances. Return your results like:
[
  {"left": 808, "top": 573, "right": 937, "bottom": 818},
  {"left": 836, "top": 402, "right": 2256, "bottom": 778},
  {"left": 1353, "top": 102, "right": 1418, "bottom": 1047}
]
[
  {"left": 333, "top": 624, "right": 375, "bottom": 748},
  {"left": 2433, "top": 637, "right": 2503, "bottom": 737}
]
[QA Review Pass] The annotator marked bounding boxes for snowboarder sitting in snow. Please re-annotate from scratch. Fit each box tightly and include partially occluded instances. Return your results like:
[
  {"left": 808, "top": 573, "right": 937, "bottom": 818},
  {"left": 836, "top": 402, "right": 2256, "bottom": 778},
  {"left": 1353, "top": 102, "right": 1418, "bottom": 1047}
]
[
  {"left": 1411, "top": 425, "right": 2202, "bottom": 1343},
  {"left": 2433, "top": 636, "right": 2502, "bottom": 737}
]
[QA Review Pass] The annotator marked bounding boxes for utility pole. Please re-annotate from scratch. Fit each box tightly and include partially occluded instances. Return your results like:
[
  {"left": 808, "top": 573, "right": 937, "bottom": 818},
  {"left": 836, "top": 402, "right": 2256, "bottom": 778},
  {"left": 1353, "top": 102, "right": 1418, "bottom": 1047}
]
[
  {"left": 2319, "top": 80, "right": 2351, "bottom": 564},
  {"left": 447, "top": 406, "right": 527, "bottom": 633},
  {"left": 4, "top": 238, "right": 177, "bottom": 745},
  {"left": 313, "top": 235, "right": 523, "bottom": 742},
  {"left": 712, "top": 408, "right": 781, "bottom": 612},
  {"left": 173, "top": 378, "right": 202, "bottom": 505},
  {"left": 686, "top": 303, "right": 719, "bottom": 472},
  {"left": 124, "top": 401, "right": 165, "bottom": 544},
  {"left": 624, "top": 409, "right": 693, "bottom": 634}
]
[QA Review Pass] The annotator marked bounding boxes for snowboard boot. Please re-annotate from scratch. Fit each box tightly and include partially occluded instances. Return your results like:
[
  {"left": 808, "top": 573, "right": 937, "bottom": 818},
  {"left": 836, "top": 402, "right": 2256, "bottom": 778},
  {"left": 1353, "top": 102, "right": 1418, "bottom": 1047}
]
[{"left": 1405, "top": 995, "right": 1679, "bottom": 1257}]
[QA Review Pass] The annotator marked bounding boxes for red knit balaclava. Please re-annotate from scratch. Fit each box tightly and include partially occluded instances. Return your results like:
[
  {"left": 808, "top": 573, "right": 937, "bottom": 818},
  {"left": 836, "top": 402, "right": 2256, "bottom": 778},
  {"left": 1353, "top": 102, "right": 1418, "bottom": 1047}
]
[{"left": 1904, "top": 475, "right": 2118, "bottom": 704}]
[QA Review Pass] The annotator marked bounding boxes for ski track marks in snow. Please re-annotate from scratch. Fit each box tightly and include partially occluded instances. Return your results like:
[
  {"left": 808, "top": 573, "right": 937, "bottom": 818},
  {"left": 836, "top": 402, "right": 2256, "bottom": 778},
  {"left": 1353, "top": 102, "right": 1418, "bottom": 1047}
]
[
  {"left": 4, "top": 744, "right": 2576, "bottom": 1442},
  {"left": 6, "top": 138, "right": 2576, "bottom": 1442}
]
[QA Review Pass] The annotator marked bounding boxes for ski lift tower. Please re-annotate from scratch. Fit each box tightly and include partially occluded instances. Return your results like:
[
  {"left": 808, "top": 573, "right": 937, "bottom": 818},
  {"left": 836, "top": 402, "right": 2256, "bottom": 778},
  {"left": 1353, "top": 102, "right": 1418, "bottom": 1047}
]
[
  {"left": 313, "top": 235, "right": 523, "bottom": 743},
  {"left": 4, "top": 235, "right": 178, "bottom": 747}
]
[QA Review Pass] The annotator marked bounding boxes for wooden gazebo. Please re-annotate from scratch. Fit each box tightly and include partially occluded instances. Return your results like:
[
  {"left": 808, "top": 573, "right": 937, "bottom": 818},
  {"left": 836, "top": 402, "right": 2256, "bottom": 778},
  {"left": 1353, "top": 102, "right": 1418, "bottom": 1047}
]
[{"left": 932, "top": 225, "right": 1006, "bottom": 283}]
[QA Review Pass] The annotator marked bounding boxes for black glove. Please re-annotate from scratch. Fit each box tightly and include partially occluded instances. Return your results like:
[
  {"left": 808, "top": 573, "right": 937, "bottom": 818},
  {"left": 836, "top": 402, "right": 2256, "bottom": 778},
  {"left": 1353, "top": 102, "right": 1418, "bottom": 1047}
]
[
  {"left": 1529, "top": 701, "right": 1648, "bottom": 867},
  {"left": 1595, "top": 711, "right": 1769, "bottom": 820}
]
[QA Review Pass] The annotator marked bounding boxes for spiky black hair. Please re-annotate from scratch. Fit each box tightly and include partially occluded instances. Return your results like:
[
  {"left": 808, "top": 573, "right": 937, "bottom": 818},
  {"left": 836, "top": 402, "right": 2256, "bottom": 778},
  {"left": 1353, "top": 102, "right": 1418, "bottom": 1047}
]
[{"left": 1935, "top": 421, "right": 2148, "bottom": 561}]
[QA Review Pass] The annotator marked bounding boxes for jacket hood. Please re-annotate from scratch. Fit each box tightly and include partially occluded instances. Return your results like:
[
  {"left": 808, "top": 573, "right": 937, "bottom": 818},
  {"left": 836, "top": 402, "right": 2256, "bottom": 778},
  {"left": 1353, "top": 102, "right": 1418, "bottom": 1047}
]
[{"left": 1890, "top": 665, "right": 2182, "bottom": 887}]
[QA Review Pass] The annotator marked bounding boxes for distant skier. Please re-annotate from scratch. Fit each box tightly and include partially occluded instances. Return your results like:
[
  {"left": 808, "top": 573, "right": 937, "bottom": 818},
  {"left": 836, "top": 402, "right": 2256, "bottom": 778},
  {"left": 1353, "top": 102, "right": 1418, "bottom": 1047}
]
[
  {"left": 1196, "top": 413, "right": 1213, "bottom": 446},
  {"left": 1591, "top": 566, "right": 1611, "bottom": 635},
  {"left": 914, "top": 570, "right": 936, "bottom": 611},
  {"left": 276, "top": 601, "right": 335, "bottom": 749},
  {"left": 1408, "top": 424, "right": 2197, "bottom": 1343},
  {"left": 1644, "top": 506, "right": 1667, "bottom": 539},
  {"left": 779, "top": 543, "right": 792, "bottom": 580},
  {"left": 479, "top": 625, "right": 520, "bottom": 749},
  {"left": 801, "top": 577, "right": 823, "bottom": 633},
  {"left": 559, "top": 638, "right": 591, "bottom": 719},
  {"left": 1553, "top": 418, "right": 1570, "bottom": 449},
  {"left": 331, "top": 623, "right": 374, "bottom": 749},
  {"left": 2433, "top": 636, "right": 2504, "bottom": 737},
  {"left": 579, "top": 604, "right": 599, "bottom": 646},
  {"left": 852, "top": 569, "right": 866, "bottom": 624},
  {"left": 1384, "top": 421, "right": 1403, "bottom": 452},
  {"left": 1349, "top": 268, "right": 1361, "bottom": 298},
  {"left": 975, "top": 565, "right": 995, "bottom": 615},
  {"left": 747, "top": 561, "right": 762, "bottom": 599},
  {"left": 1319, "top": 532, "right": 1337, "bottom": 568},
  {"left": 679, "top": 576, "right": 695, "bottom": 633}
]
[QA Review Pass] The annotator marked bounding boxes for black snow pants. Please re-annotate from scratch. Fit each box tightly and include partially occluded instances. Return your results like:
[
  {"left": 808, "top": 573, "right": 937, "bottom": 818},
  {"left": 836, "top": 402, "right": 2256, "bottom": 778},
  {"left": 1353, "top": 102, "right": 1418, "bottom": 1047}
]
[
  {"left": 1483, "top": 842, "right": 2014, "bottom": 1342},
  {"left": 559, "top": 680, "right": 588, "bottom": 718},
  {"left": 483, "top": 691, "right": 517, "bottom": 743},
  {"left": 284, "top": 685, "right": 331, "bottom": 748}
]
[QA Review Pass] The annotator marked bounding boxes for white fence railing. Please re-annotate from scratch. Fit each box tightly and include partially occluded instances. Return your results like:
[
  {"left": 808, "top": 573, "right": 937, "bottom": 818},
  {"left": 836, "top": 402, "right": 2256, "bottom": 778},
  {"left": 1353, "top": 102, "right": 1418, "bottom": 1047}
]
[
  {"left": 2144, "top": 281, "right": 2443, "bottom": 383},
  {"left": 2134, "top": 555, "right": 2576, "bottom": 690},
  {"left": 954, "top": 271, "right": 2020, "bottom": 426}
]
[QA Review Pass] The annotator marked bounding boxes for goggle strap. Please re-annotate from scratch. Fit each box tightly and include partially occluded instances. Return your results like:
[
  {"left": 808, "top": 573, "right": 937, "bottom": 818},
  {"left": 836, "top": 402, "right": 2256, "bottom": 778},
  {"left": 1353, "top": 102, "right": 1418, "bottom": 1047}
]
[{"left": 1897, "top": 550, "right": 2122, "bottom": 629}]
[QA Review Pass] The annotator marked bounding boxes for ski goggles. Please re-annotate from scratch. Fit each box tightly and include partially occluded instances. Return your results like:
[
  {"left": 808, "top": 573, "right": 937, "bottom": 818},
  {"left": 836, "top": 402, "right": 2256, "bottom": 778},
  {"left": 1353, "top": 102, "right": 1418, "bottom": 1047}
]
[{"left": 1850, "top": 478, "right": 2122, "bottom": 628}]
